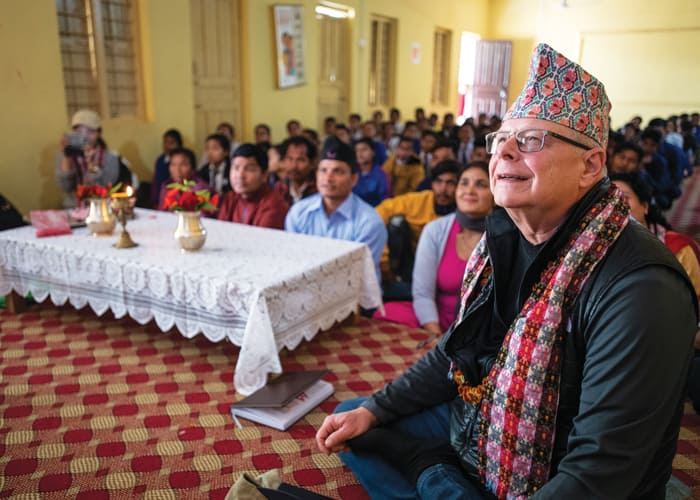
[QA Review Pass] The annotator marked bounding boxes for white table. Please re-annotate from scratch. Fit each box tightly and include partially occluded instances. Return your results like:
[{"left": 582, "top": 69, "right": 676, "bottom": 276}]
[{"left": 0, "top": 209, "right": 382, "bottom": 394}]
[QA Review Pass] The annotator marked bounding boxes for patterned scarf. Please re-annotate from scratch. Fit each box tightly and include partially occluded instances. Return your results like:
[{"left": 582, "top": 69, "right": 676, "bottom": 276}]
[{"left": 456, "top": 186, "right": 629, "bottom": 499}]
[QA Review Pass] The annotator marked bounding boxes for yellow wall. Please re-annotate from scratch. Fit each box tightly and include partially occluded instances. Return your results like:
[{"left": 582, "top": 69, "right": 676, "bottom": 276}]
[
  {"left": 239, "top": 0, "right": 323, "bottom": 143},
  {"left": 0, "top": 0, "right": 195, "bottom": 214},
  {"left": 0, "top": 1, "right": 67, "bottom": 213},
  {"left": 4, "top": 0, "right": 695, "bottom": 214},
  {"left": 352, "top": 0, "right": 488, "bottom": 122},
  {"left": 239, "top": 0, "right": 488, "bottom": 142},
  {"left": 2, "top": 0, "right": 487, "bottom": 213},
  {"left": 114, "top": 0, "right": 197, "bottom": 175},
  {"left": 488, "top": 0, "right": 700, "bottom": 129}
]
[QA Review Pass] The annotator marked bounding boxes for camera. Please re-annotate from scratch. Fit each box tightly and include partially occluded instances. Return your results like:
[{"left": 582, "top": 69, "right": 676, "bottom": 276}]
[{"left": 63, "top": 133, "right": 88, "bottom": 157}]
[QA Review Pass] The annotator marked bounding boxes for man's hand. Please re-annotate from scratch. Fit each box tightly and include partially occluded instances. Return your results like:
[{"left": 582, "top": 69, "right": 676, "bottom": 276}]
[
  {"left": 416, "top": 322, "right": 441, "bottom": 349},
  {"left": 315, "top": 407, "right": 378, "bottom": 455}
]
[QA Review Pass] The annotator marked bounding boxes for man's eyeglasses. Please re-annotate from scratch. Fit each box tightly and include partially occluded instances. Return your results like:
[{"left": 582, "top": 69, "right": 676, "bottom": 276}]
[{"left": 485, "top": 129, "right": 593, "bottom": 154}]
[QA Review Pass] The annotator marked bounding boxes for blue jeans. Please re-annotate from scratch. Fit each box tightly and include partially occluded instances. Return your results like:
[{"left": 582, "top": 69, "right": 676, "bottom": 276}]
[{"left": 335, "top": 398, "right": 486, "bottom": 500}]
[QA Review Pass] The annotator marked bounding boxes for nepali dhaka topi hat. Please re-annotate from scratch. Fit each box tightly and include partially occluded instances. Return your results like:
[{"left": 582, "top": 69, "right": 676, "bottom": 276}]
[
  {"left": 505, "top": 43, "right": 611, "bottom": 147},
  {"left": 321, "top": 136, "right": 358, "bottom": 172}
]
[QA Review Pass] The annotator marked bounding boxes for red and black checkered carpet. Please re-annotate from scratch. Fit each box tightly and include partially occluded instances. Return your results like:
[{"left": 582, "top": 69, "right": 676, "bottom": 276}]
[
  {"left": 2, "top": 169, "right": 700, "bottom": 498},
  {"left": 0, "top": 304, "right": 434, "bottom": 499},
  {"left": 1, "top": 302, "right": 699, "bottom": 498}
]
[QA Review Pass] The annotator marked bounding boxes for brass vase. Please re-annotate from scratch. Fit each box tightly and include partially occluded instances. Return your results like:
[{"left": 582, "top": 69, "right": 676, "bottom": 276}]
[
  {"left": 85, "top": 198, "right": 116, "bottom": 236},
  {"left": 173, "top": 211, "right": 206, "bottom": 252}
]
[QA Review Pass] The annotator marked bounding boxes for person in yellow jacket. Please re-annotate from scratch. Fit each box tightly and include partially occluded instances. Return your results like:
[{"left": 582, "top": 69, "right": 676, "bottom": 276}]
[
  {"left": 382, "top": 136, "right": 425, "bottom": 196},
  {"left": 376, "top": 160, "right": 459, "bottom": 297}
]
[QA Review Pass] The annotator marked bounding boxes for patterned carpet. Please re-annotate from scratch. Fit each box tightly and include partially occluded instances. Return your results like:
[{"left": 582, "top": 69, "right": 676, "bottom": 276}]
[
  {"left": 2, "top": 172, "right": 700, "bottom": 498},
  {"left": 0, "top": 304, "right": 434, "bottom": 499},
  {"left": 0, "top": 303, "right": 699, "bottom": 499}
]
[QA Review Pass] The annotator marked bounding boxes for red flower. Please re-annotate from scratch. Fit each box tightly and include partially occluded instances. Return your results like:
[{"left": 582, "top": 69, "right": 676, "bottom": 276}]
[
  {"left": 163, "top": 189, "right": 180, "bottom": 210},
  {"left": 179, "top": 191, "right": 199, "bottom": 211},
  {"left": 209, "top": 194, "right": 220, "bottom": 209},
  {"left": 541, "top": 79, "right": 556, "bottom": 97},
  {"left": 526, "top": 104, "right": 542, "bottom": 117},
  {"left": 522, "top": 86, "right": 536, "bottom": 106},
  {"left": 589, "top": 86, "right": 598, "bottom": 105},
  {"left": 75, "top": 182, "right": 121, "bottom": 202},
  {"left": 549, "top": 98, "right": 564, "bottom": 115},
  {"left": 593, "top": 111, "right": 602, "bottom": 137},
  {"left": 569, "top": 93, "right": 583, "bottom": 110},
  {"left": 575, "top": 114, "right": 590, "bottom": 132},
  {"left": 562, "top": 69, "right": 577, "bottom": 90},
  {"left": 162, "top": 180, "right": 215, "bottom": 212},
  {"left": 76, "top": 185, "right": 90, "bottom": 203},
  {"left": 536, "top": 55, "right": 549, "bottom": 76}
]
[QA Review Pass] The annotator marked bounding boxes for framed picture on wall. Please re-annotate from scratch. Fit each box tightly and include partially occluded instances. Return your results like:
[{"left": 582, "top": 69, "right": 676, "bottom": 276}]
[{"left": 272, "top": 4, "right": 306, "bottom": 89}]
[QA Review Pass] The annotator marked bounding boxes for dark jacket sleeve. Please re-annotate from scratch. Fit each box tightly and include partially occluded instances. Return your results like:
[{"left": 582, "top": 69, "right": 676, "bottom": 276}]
[
  {"left": 533, "top": 265, "right": 696, "bottom": 499},
  {"left": 362, "top": 344, "right": 458, "bottom": 424}
]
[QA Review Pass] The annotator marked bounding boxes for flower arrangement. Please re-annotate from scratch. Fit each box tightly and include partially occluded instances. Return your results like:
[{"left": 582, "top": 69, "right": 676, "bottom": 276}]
[
  {"left": 76, "top": 182, "right": 122, "bottom": 203},
  {"left": 163, "top": 180, "right": 219, "bottom": 212}
]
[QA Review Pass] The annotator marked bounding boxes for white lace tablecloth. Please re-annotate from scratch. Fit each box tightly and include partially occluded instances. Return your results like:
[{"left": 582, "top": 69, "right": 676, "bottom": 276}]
[{"left": 0, "top": 209, "right": 382, "bottom": 394}]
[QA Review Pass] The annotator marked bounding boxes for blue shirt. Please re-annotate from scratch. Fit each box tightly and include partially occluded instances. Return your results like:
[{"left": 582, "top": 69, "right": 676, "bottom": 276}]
[
  {"left": 374, "top": 140, "right": 388, "bottom": 166},
  {"left": 285, "top": 193, "right": 387, "bottom": 283},
  {"left": 353, "top": 166, "right": 389, "bottom": 207}
]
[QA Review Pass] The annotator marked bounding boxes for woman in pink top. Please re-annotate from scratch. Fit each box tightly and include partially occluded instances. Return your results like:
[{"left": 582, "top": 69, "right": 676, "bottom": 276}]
[{"left": 375, "top": 161, "right": 494, "bottom": 336}]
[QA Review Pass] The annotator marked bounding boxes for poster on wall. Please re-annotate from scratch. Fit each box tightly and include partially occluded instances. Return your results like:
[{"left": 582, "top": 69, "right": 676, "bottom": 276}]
[
  {"left": 272, "top": 5, "right": 306, "bottom": 89},
  {"left": 410, "top": 42, "right": 421, "bottom": 64}
]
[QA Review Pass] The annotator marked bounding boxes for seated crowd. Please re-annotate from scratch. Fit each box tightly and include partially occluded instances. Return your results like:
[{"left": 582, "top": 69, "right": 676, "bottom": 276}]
[
  {"left": 0, "top": 66, "right": 684, "bottom": 498},
  {"left": 49, "top": 104, "right": 700, "bottom": 422},
  {"left": 52, "top": 107, "right": 700, "bottom": 314}
]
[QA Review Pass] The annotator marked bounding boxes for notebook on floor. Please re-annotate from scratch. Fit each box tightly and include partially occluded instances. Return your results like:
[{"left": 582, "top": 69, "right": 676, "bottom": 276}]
[{"left": 230, "top": 370, "right": 333, "bottom": 431}]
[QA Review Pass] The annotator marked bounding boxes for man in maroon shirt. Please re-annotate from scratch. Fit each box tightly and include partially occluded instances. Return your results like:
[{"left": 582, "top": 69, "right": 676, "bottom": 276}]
[{"left": 217, "top": 144, "right": 289, "bottom": 229}]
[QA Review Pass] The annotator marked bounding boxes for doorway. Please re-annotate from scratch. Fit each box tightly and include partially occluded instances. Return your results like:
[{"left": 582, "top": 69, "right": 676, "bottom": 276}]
[
  {"left": 315, "top": 4, "right": 353, "bottom": 130},
  {"left": 190, "top": 0, "right": 242, "bottom": 151},
  {"left": 458, "top": 35, "right": 511, "bottom": 122}
]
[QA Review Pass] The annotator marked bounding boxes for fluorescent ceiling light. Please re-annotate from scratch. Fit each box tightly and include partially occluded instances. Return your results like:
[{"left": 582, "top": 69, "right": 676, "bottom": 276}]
[{"left": 315, "top": 5, "right": 350, "bottom": 18}]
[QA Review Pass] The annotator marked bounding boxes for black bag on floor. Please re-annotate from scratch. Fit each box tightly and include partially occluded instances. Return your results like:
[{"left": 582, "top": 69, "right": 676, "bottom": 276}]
[
  {"left": 0, "top": 194, "right": 25, "bottom": 231},
  {"left": 258, "top": 484, "right": 333, "bottom": 500}
]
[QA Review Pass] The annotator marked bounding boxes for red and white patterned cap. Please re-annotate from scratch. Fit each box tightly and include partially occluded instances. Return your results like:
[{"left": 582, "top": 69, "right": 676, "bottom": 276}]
[{"left": 505, "top": 43, "right": 611, "bottom": 147}]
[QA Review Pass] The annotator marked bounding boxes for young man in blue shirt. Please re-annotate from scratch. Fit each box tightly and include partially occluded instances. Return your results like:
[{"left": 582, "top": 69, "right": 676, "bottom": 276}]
[{"left": 285, "top": 137, "right": 387, "bottom": 284}]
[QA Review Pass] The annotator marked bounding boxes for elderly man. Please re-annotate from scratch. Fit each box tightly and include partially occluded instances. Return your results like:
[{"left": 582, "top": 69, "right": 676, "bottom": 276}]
[
  {"left": 285, "top": 137, "right": 387, "bottom": 283},
  {"left": 316, "top": 43, "right": 697, "bottom": 499}
]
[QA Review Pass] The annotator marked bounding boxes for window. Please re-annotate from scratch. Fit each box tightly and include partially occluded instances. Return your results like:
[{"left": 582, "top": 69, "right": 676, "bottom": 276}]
[
  {"left": 368, "top": 15, "right": 396, "bottom": 107},
  {"left": 431, "top": 28, "right": 452, "bottom": 106},
  {"left": 56, "top": 0, "right": 143, "bottom": 119}
]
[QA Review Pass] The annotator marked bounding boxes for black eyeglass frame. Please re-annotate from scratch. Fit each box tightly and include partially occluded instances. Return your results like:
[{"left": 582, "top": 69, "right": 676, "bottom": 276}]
[{"left": 485, "top": 128, "right": 594, "bottom": 154}]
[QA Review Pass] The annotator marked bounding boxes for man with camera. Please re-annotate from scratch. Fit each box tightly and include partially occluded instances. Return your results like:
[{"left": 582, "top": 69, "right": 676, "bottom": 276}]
[{"left": 55, "top": 109, "right": 120, "bottom": 208}]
